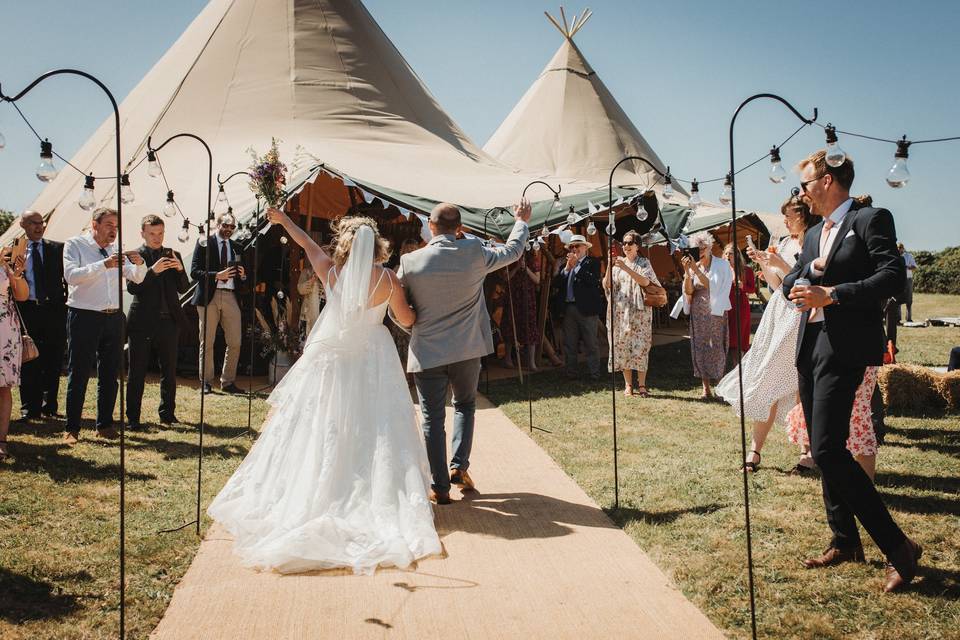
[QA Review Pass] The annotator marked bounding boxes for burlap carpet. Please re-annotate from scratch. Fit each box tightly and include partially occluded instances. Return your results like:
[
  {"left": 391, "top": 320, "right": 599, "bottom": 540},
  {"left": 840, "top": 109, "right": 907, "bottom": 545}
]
[{"left": 151, "top": 395, "right": 724, "bottom": 639}]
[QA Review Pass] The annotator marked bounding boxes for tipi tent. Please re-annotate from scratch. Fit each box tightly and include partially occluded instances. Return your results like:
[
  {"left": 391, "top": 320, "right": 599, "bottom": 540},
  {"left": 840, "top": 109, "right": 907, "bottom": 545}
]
[{"left": 1, "top": 0, "right": 611, "bottom": 255}]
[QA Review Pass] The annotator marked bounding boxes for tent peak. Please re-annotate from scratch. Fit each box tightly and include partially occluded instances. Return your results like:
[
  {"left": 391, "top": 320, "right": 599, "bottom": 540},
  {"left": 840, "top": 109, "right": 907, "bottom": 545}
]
[{"left": 544, "top": 7, "right": 592, "bottom": 41}]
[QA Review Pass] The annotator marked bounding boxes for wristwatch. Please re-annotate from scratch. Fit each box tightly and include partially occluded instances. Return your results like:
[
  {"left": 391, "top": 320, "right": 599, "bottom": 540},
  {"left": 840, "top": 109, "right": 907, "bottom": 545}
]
[{"left": 829, "top": 288, "right": 840, "bottom": 305}]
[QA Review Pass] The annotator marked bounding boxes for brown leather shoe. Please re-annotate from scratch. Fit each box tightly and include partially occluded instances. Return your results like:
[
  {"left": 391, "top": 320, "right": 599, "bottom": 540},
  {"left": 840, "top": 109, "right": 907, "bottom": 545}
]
[
  {"left": 63, "top": 431, "right": 80, "bottom": 446},
  {"left": 96, "top": 427, "right": 120, "bottom": 440},
  {"left": 803, "top": 545, "right": 865, "bottom": 569},
  {"left": 450, "top": 468, "right": 475, "bottom": 491},
  {"left": 428, "top": 489, "right": 452, "bottom": 505},
  {"left": 883, "top": 538, "right": 922, "bottom": 593}
]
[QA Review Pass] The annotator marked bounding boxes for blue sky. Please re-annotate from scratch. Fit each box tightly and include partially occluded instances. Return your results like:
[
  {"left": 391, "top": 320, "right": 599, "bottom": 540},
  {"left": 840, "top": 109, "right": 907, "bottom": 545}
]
[{"left": 1, "top": 1, "right": 957, "bottom": 250}]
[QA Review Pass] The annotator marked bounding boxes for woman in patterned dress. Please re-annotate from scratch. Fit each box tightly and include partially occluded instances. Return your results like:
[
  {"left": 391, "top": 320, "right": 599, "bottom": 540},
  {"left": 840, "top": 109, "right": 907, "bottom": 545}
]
[
  {"left": 501, "top": 249, "right": 541, "bottom": 371},
  {"left": 0, "top": 254, "right": 30, "bottom": 461},
  {"left": 603, "top": 230, "right": 660, "bottom": 397},
  {"left": 682, "top": 232, "right": 733, "bottom": 399},
  {"left": 724, "top": 243, "right": 756, "bottom": 358}
]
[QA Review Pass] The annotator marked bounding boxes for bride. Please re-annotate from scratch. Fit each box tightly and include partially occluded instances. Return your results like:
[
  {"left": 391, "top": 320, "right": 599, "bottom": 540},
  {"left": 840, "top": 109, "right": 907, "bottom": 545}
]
[{"left": 207, "top": 208, "right": 441, "bottom": 575}]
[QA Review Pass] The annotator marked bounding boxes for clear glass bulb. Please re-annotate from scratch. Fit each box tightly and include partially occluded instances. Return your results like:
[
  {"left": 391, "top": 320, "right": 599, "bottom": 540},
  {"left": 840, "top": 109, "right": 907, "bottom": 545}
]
[
  {"left": 566, "top": 210, "right": 577, "bottom": 225},
  {"left": 606, "top": 221, "right": 616, "bottom": 235},
  {"left": 147, "top": 158, "right": 162, "bottom": 178},
  {"left": 214, "top": 188, "right": 228, "bottom": 214},
  {"left": 636, "top": 206, "right": 648, "bottom": 222},
  {"left": 493, "top": 210, "right": 504, "bottom": 225},
  {"left": 886, "top": 157, "right": 910, "bottom": 188},
  {"left": 120, "top": 183, "right": 135, "bottom": 204},
  {"left": 586, "top": 220, "right": 597, "bottom": 236},
  {"left": 162, "top": 198, "right": 177, "bottom": 219},
  {"left": 689, "top": 190, "right": 701, "bottom": 208},
  {"left": 540, "top": 225, "right": 549, "bottom": 238},
  {"left": 37, "top": 157, "right": 58, "bottom": 182},
  {"left": 825, "top": 140, "right": 846, "bottom": 168},
  {"left": 78, "top": 186, "right": 96, "bottom": 211},
  {"left": 719, "top": 182, "right": 732, "bottom": 205},
  {"left": 177, "top": 227, "right": 190, "bottom": 243},
  {"left": 769, "top": 159, "right": 787, "bottom": 183},
  {"left": 662, "top": 182, "right": 674, "bottom": 200}
]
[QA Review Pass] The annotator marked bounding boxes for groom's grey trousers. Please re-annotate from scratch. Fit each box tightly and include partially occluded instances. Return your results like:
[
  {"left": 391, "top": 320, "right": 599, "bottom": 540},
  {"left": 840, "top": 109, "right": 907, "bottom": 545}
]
[{"left": 413, "top": 357, "right": 483, "bottom": 494}]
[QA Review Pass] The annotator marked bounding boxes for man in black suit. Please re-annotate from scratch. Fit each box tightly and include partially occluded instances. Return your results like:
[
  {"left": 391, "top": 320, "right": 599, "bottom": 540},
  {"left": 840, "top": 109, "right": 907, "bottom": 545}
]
[
  {"left": 553, "top": 234, "right": 604, "bottom": 379},
  {"left": 190, "top": 212, "right": 247, "bottom": 394},
  {"left": 126, "top": 215, "right": 190, "bottom": 428},
  {"left": 784, "top": 150, "right": 920, "bottom": 593},
  {"left": 16, "top": 210, "right": 67, "bottom": 420}
]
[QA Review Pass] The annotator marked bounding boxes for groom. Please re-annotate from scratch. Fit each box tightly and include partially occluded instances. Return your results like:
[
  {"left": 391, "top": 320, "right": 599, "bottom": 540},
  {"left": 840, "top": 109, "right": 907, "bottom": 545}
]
[{"left": 400, "top": 200, "right": 532, "bottom": 504}]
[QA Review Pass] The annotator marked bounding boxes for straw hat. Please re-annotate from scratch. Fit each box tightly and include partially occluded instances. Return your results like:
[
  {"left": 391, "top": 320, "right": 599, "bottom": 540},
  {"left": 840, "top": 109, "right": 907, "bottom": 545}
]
[{"left": 565, "top": 234, "right": 591, "bottom": 248}]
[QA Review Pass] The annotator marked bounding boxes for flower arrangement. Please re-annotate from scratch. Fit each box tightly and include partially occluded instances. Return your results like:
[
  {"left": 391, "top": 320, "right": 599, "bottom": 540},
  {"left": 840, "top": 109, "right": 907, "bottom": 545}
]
[{"left": 248, "top": 138, "right": 288, "bottom": 207}]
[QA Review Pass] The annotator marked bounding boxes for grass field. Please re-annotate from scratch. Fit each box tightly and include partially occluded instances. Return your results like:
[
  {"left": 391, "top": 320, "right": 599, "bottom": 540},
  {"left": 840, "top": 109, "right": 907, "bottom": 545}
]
[{"left": 0, "top": 294, "right": 957, "bottom": 639}]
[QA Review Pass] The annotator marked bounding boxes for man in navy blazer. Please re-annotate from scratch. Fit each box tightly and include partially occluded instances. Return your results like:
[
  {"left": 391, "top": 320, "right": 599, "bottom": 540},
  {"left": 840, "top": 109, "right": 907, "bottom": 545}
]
[
  {"left": 552, "top": 234, "right": 604, "bottom": 379},
  {"left": 784, "top": 150, "right": 919, "bottom": 593}
]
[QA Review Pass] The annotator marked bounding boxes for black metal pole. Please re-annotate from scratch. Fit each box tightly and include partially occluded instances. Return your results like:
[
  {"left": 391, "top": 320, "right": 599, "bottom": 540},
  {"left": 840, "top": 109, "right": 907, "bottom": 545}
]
[
  {"left": 728, "top": 93, "right": 817, "bottom": 640},
  {"left": 2, "top": 67, "right": 127, "bottom": 638},
  {"left": 148, "top": 133, "right": 214, "bottom": 538}
]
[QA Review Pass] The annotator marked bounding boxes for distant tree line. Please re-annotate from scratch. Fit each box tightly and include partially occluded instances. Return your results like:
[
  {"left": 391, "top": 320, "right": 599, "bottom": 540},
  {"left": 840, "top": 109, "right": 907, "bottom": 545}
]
[{"left": 913, "top": 247, "right": 960, "bottom": 295}]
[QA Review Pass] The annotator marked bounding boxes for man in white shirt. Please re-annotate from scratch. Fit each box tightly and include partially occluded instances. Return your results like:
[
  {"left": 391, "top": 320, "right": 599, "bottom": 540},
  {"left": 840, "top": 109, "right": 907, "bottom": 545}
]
[
  {"left": 189, "top": 212, "right": 247, "bottom": 394},
  {"left": 898, "top": 243, "right": 917, "bottom": 322},
  {"left": 62, "top": 207, "right": 147, "bottom": 444}
]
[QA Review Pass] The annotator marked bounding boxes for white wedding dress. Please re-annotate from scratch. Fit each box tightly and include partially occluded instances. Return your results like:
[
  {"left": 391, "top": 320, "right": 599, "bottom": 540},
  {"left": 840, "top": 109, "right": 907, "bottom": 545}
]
[{"left": 208, "top": 226, "right": 441, "bottom": 575}]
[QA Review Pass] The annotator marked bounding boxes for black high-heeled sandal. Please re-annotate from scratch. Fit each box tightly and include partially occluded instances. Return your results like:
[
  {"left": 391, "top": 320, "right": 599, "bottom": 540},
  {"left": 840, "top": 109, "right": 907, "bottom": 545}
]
[
  {"left": 742, "top": 450, "right": 761, "bottom": 472},
  {"left": 0, "top": 440, "right": 8, "bottom": 462}
]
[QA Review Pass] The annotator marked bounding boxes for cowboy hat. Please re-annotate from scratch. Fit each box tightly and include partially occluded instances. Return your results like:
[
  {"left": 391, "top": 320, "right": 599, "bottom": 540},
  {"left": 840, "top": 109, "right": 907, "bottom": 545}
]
[{"left": 565, "top": 234, "right": 591, "bottom": 248}]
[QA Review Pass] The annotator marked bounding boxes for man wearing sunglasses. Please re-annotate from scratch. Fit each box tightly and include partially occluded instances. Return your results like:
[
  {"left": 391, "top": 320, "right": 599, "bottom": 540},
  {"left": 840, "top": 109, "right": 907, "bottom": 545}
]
[
  {"left": 190, "top": 212, "right": 248, "bottom": 394},
  {"left": 783, "top": 150, "right": 918, "bottom": 593}
]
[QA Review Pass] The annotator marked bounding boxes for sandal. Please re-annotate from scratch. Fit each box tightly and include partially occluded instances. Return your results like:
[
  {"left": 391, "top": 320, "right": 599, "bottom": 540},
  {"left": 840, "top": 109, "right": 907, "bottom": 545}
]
[
  {"left": 635, "top": 386, "right": 649, "bottom": 398},
  {"left": 742, "top": 450, "right": 761, "bottom": 472},
  {"left": 788, "top": 462, "right": 815, "bottom": 476},
  {"left": 623, "top": 386, "right": 634, "bottom": 397},
  {"left": 0, "top": 440, "right": 8, "bottom": 461}
]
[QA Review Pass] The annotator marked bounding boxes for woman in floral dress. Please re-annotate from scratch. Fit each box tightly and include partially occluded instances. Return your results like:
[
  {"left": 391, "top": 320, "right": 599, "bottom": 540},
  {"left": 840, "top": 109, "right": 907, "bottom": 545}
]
[
  {"left": 0, "top": 254, "right": 30, "bottom": 461},
  {"left": 501, "top": 249, "right": 541, "bottom": 371},
  {"left": 603, "top": 230, "right": 660, "bottom": 396}
]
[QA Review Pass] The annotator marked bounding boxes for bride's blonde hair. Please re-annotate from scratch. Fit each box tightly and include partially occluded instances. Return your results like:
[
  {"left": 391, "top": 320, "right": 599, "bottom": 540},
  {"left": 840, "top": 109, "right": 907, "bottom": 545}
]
[{"left": 331, "top": 216, "right": 391, "bottom": 268}]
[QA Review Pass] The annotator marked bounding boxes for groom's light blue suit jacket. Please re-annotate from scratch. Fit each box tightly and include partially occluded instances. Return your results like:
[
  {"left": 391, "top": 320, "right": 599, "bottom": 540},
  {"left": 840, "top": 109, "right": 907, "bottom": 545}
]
[{"left": 398, "top": 220, "right": 529, "bottom": 373}]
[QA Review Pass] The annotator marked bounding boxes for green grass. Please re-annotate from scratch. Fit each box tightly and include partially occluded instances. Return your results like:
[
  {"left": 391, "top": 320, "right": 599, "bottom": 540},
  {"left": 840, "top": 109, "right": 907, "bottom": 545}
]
[
  {"left": 487, "top": 293, "right": 960, "bottom": 640},
  {"left": 0, "top": 380, "right": 267, "bottom": 640},
  {"left": 896, "top": 293, "right": 960, "bottom": 367}
]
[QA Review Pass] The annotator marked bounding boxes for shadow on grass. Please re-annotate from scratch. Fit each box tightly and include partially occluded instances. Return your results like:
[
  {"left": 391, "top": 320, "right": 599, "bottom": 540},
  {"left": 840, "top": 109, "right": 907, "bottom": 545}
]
[
  {"left": 0, "top": 568, "right": 84, "bottom": 623},
  {"left": 878, "top": 471, "right": 960, "bottom": 494},
  {"left": 124, "top": 435, "right": 249, "bottom": 461},
  {"left": 606, "top": 503, "right": 728, "bottom": 527},
  {"left": 879, "top": 491, "right": 960, "bottom": 517},
  {"left": 883, "top": 439, "right": 960, "bottom": 457},
  {"left": 884, "top": 423, "right": 959, "bottom": 441},
  {"left": 914, "top": 565, "right": 960, "bottom": 600},
  {"left": 160, "top": 422, "right": 257, "bottom": 439},
  {"left": 2, "top": 441, "right": 156, "bottom": 482}
]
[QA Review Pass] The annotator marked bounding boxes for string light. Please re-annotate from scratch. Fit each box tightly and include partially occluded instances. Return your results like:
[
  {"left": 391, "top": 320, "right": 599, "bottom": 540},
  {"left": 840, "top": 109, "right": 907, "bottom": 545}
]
[
  {"left": 36, "top": 138, "right": 58, "bottom": 182},
  {"left": 214, "top": 184, "right": 228, "bottom": 214},
  {"left": 662, "top": 167, "right": 674, "bottom": 200},
  {"left": 824, "top": 123, "right": 846, "bottom": 167},
  {"left": 0, "top": 129, "right": 5, "bottom": 150},
  {"left": 147, "top": 150, "right": 161, "bottom": 178},
  {"left": 887, "top": 137, "right": 911, "bottom": 188},
  {"left": 586, "top": 220, "right": 597, "bottom": 236},
  {"left": 120, "top": 173, "right": 135, "bottom": 204},
  {"left": 606, "top": 220, "right": 616, "bottom": 235},
  {"left": 78, "top": 174, "right": 96, "bottom": 210},
  {"left": 566, "top": 205, "right": 577, "bottom": 225},
  {"left": 634, "top": 196, "right": 648, "bottom": 222},
  {"left": 688, "top": 180, "right": 701, "bottom": 208},
  {"left": 162, "top": 190, "right": 177, "bottom": 218},
  {"left": 768, "top": 146, "right": 786, "bottom": 183},
  {"left": 719, "top": 174, "right": 733, "bottom": 205},
  {"left": 177, "top": 219, "right": 191, "bottom": 243}
]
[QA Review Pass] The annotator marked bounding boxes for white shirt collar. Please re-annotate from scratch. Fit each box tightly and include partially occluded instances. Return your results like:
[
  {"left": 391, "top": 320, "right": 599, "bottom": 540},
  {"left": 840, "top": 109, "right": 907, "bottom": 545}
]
[{"left": 826, "top": 197, "right": 854, "bottom": 227}]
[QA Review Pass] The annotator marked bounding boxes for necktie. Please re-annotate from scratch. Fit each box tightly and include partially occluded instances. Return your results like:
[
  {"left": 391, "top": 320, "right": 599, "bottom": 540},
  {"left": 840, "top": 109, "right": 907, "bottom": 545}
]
[
  {"left": 819, "top": 218, "right": 835, "bottom": 257},
  {"left": 220, "top": 239, "right": 228, "bottom": 268},
  {"left": 566, "top": 262, "right": 576, "bottom": 302},
  {"left": 32, "top": 241, "right": 46, "bottom": 303},
  {"left": 99, "top": 247, "right": 109, "bottom": 259}
]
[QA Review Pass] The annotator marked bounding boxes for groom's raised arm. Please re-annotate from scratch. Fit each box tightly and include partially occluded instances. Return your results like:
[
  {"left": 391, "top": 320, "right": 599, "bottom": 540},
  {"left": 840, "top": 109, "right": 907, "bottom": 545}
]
[{"left": 482, "top": 200, "right": 532, "bottom": 273}]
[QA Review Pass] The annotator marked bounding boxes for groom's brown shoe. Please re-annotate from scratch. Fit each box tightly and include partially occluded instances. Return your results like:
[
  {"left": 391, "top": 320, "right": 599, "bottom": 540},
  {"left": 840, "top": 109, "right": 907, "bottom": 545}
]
[
  {"left": 429, "top": 489, "right": 452, "bottom": 505},
  {"left": 450, "top": 468, "right": 475, "bottom": 491},
  {"left": 803, "top": 545, "right": 865, "bottom": 569},
  {"left": 883, "top": 538, "right": 922, "bottom": 593}
]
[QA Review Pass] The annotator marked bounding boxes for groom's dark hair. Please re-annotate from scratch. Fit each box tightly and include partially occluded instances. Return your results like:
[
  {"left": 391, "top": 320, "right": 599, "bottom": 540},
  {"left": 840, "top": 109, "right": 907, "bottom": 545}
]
[{"left": 430, "top": 203, "right": 461, "bottom": 234}]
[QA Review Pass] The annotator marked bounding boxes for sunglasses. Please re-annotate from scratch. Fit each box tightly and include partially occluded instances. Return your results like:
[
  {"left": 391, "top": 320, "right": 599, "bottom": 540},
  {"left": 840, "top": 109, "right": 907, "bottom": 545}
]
[
  {"left": 798, "top": 174, "right": 826, "bottom": 193},
  {"left": 622, "top": 240, "right": 637, "bottom": 246}
]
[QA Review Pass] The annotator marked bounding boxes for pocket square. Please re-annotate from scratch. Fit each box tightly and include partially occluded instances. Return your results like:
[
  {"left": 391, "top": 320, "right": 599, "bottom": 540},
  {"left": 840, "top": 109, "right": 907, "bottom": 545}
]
[{"left": 844, "top": 230, "right": 856, "bottom": 239}]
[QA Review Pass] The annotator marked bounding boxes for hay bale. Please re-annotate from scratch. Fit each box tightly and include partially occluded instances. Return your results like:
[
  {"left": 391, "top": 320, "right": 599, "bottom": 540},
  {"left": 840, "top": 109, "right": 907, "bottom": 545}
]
[
  {"left": 878, "top": 364, "right": 945, "bottom": 414},
  {"left": 936, "top": 371, "right": 960, "bottom": 411}
]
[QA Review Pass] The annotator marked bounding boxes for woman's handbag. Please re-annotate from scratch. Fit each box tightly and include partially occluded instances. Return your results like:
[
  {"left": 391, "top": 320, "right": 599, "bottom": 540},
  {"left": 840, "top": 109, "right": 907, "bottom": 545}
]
[
  {"left": 11, "top": 291, "right": 39, "bottom": 364},
  {"left": 641, "top": 283, "right": 668, "bottom": 308}
]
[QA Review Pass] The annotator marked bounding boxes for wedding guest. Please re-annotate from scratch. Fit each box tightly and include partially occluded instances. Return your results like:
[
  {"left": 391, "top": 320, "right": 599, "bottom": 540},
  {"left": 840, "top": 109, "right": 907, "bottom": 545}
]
[
  {"left": 716, "top": 196, "right": 817, "bottom": 472},
  {"left": 0, "top": 254, "right": 29, "bottom": 460},
  {"left": 784, "top": 150, "right": 919, "bottom": 592},
  {"left": 63, "top": 208, "right": 147, "bottom": 444},
  {"left": 603, "top": 230, "right": 659, "bottom": 397},
  {"left": 681, "top": 232, "right": 732, "bottom": 399},
  {"left": 297, "top": 264, "right": 322, "bottom": 334},
  {"left": 126, "top": 215, "right": 189, "bottom": 429},
  {"left": 501, "top": 249, "right": 540, "bottom": 371},
  {"left": 387, "top": 239, "right": 419, "bottom": 370},
  {"left": 898, "top": 243, "right": 917, "bottom": 322},
  {"left": 552, "top": 234, "right": 604, "bottom": 380},
  {"left": 724, "top": 243, "right": 756, "bottom": 359},
  {"left": 530, "top": 245, "right": 563, "bottom": 367},
  {"left": 16, "top": 210, "right": 68, "bottom": 421},
  {"left": 948, "top": 346, "right": 960, "bottom": 371},
  {"left": 191, "top": 212, "right": 247, "bottom": 394}
]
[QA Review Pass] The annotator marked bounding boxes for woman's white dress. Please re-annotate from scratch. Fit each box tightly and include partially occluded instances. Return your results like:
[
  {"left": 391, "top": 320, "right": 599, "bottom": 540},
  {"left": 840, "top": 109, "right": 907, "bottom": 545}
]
[
  {"left": 716, "top": 236, "right": 802, "bottom": 425},
  {"left": 208, "top": 236, "right": 441, "bottom": 575}
]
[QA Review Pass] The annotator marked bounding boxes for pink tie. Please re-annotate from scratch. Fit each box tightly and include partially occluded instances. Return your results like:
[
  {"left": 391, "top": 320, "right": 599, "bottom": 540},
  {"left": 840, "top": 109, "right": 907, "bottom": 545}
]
[{"left": 819, "top": 218, "right": 835, "bottom": 257}]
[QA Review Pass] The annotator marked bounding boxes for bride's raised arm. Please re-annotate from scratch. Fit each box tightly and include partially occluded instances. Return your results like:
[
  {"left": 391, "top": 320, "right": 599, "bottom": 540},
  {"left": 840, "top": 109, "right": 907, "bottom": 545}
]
[{"left": 266, "top": 207, "right": 333, "bottom": 280}]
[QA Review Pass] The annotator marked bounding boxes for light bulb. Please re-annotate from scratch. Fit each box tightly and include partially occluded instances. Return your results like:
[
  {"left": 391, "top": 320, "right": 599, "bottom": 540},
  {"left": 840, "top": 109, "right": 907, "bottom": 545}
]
[
  {"left": 824, "top": 124, "right": 846, "bottom": 168},
  {"left": 566, "top": 206, "right": 577, "bottom": 225},
  {"left": 606, "top": 220, "right": 616, "bottom": 236},
  {"left": 162, "top": 191, "right": 177, "bottom": 218},
  {"left": 280, "top": 235, "right": 288, "bottom": 245},
  {"left": 36, "top": 139, "right": 58, "bottom": 182},
  {"left": 886, "top": 137, "right": 911, "bottom": 188},
  {"left": 0, "top": 131, "right": 6, "bottom": 150},
  {"left": 586, "top": 220, "right": 597, "bottom": 236},
  {"left": 769, "top": 146, "right": 787, "bottom": 184},
  {"left": 78, "top": 174, "right": 96, "bottom": 211},
  {"left": 635, "top": 199, "right": 648, "bottom": 222},
  {"left": 147, "top": 150, "right": 161, "bottom": 178},
  {"left": 177, "top": 221, "right": 191, "bottom": 243},
  {"left": 120, "top": 173, "right": 135, "bottom": 204},
  {"left": 689, "top": 180, "right": 702, "bottom": 208},
  {"left": 276, "top": 290, "right": 285, "bottom": 300},
  {"left": 540, "top": 225, "right": 549, "bottom": 238},
  {"left": 662, "top": 168, "right": 674, "bottom": 200},
  {"left": 214, "top": 185, "right": 228, "bottom": 214},
  {"left": 719, "top": 175, "right": 733, "bottom": 205}
]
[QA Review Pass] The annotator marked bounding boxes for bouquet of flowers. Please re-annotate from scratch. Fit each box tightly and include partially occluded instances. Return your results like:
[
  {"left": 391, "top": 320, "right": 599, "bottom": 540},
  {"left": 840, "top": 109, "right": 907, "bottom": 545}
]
[{"left": 248, "top": 138, "right": 288, "bottom": 207}]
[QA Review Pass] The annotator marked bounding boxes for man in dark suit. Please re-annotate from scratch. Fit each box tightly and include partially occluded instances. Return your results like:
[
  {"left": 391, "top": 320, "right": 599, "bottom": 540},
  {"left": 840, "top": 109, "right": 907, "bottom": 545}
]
[
  {"left": 784, "top": 150, "right": 920, "bottom": 593},
  {"left": 552, "top": 234, "right": 604, "bottom": 380},
  {"left": 126, "top": 215, "right": 190, "bottom": 428},
  {"left": 16, "top": 210, "right": 67, "bottom": 420},
  {"left": 190, "top": 212, "right": 247, "bottom": 394}
]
